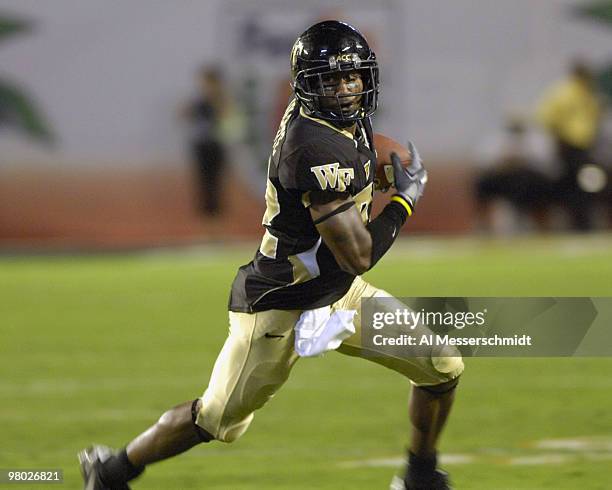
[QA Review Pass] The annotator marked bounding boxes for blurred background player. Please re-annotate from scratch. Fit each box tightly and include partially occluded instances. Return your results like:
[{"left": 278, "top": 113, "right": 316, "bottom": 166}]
[
  {"left": 78, "top": 20, "right": 461, "bottom": 490},
  {"left": 182, "top": 66, "right": 230, "bottom": 218},
  {"left": 536, "top": 59, "right": 603, "bottom": 231},
  {"left": 475, "top": 115, "right": 555, "bottom": 234}
]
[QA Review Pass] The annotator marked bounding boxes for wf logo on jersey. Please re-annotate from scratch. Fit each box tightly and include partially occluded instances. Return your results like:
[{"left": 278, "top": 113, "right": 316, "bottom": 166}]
[{"left": 310, "top": 163, "right": 355, "bottom": 192}]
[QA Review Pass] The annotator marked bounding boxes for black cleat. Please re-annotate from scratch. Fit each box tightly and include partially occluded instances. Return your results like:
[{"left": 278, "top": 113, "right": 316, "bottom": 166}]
[
  {"left": 390, "top": 468, "right": 453, "bottom": 490},
  {"left": 78, "top": 446, "right": 131, "bottom": 490}
]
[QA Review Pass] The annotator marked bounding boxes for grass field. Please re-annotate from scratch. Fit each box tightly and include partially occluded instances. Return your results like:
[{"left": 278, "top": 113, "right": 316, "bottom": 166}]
[{"left": 2, "top": 234, "right": 612, "bottom": 489}]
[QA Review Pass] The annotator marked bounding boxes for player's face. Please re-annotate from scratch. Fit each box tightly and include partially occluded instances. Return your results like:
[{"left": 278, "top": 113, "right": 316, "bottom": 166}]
[{"left": 318, "top": 71, "right": 364, "bottom": 115}]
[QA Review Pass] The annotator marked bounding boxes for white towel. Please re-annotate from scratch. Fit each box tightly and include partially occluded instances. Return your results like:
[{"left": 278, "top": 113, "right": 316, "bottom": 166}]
[{"left": 294, "top": 306, "right": 357, "bottom": 357}]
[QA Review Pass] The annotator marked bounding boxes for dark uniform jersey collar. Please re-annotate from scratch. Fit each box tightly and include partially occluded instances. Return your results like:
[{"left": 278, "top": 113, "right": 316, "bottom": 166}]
[{"left": 299, "top": 106, "right": 354, "bottom": 140}]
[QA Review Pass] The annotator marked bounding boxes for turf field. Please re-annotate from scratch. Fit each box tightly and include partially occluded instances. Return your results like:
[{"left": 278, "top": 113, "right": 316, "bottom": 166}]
[{"left": 2, "top": 234, "right": 612, "bottom": 489}]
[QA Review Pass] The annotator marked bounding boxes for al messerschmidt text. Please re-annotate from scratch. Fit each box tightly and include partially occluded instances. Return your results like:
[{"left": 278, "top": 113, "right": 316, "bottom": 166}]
[{"left": 372, "top": 334, "right": 532, "bottom": 347}]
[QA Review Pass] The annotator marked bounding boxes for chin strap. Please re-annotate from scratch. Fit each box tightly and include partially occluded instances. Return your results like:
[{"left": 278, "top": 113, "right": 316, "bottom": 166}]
[{"left": 332, "top": 115, "right": 363, "bottom": 128}]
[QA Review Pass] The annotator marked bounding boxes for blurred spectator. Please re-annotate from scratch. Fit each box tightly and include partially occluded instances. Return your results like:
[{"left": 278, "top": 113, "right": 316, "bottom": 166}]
[
  {"left": 475, "top": 116, "right": 556, "bottom": 234},
  {"left": 536, "top": 59, "right": 603, "bottom": 231},
  {"left": 591, "top": 101, "right": 612, "bottom": 226},
  {"left": 183, "top": 66, "right": 230, "bottom": 217}
]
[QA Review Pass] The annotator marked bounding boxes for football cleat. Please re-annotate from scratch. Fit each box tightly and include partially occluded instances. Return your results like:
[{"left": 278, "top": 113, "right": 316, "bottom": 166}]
[
  {"left": 78, "top": 446, "right": 131, "bottom": 490},
  {"left": 390, "top": 469, "right": 453, "bottom": 490}
]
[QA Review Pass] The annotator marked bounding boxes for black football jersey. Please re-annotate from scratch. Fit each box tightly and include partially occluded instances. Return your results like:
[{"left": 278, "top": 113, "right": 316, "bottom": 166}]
[{"left": 229, "top": 99, "right": 377, "bottom": 312}]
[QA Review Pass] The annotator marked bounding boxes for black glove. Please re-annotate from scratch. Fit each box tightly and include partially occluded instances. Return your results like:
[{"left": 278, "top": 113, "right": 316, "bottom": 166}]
[{"left": 391, "top": 141, "right": 427, "bottom": 214}]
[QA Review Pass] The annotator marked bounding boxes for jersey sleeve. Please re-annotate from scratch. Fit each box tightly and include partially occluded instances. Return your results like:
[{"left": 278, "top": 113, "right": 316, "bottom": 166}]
[{"left": 278, "top": 140, "right": 357, "bottom": 196}]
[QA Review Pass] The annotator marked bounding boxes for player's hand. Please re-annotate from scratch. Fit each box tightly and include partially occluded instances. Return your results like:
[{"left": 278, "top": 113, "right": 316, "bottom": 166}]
[{"left": 391, "top": 141, "right": 427, "bottom": 213}]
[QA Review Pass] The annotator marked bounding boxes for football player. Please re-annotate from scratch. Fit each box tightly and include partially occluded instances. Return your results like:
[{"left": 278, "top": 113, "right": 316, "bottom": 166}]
[{"left": 79, "top": 20, "right": 463, "bottom": 490}]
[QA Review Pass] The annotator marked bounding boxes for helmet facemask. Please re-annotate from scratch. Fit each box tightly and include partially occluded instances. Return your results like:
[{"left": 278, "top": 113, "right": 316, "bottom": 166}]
[{"left": 293, "top": 57, "right": 379, "bottom": 123}]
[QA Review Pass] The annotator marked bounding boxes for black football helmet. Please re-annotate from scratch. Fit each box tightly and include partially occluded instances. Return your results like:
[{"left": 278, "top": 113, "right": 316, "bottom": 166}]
[{"left": 290, "top": 20, "right": 379, "bottom": 123}]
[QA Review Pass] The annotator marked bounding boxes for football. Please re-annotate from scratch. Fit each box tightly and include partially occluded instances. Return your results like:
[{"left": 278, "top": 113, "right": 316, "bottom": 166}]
[{"left": 373, "top": 133, "right": 413, "bottom": 190}]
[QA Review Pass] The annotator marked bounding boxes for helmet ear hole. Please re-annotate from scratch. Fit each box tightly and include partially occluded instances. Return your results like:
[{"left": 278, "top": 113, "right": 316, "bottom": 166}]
[{"left": 290, "top": 20, "right": 379, "bottom": 122}]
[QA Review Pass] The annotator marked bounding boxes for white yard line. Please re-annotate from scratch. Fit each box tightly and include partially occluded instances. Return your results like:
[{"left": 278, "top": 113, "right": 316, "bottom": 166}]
[
  {"left": 534, "top": 437, "right": 612, "bottom": 452},
  {"left": 506, "top": 454, "right": 573, "bottom": 465},
  {"left": 339, "top": 454, "right": 476, "bottom": 468},
  {"left": 338, "top": 436, "right": 612, "bottom": 468}
]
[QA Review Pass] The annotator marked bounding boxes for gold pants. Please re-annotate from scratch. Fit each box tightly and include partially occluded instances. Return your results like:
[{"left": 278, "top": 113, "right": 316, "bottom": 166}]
[{"left": 196, "top": 276, "right": 464, "bottom": 442}]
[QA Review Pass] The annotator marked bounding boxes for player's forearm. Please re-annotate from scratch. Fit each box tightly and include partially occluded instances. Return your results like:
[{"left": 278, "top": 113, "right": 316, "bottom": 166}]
[
  {"left": 364, "top": 199, "right": 409, "bottom": 270},
  {"left": 328, "top": 199, "right": 408, "bottom": 275},
  {"left": 361, "top": 146, "right": 426, "bottom": 271},
  {"left": 314, "top": 197, "right": 408, "bottom": 275}
]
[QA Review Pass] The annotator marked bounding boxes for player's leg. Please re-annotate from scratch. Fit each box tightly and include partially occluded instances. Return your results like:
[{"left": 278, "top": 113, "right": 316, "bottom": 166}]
[
  {"left": 78, "top": 401, "right": 201, "bottom": 490},
  {"left": 404, "top": 379, "right": 459, "bottom": 490},
  {"left": 333, "top": 276, "right": 463, "bottom": 490},
  {"left": 126, "top": 399, "right": 210, "bottom": 466},
  {"left": 193, "top": 309, "right": 301, "bottom": 442},
  {"left": 79, "top": 309, "right": 301, "bottom": 489}
]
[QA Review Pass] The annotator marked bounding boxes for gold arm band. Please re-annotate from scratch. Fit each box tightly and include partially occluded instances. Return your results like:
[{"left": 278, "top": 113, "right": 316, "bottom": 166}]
[{"left": 391, "top": 195, "right": 413, "bottom": 216}]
